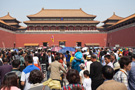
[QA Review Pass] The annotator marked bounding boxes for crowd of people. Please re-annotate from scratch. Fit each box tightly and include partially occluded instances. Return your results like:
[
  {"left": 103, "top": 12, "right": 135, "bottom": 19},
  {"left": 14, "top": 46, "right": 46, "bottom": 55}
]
[{"left": 0, "top": 47, "right": 135, "bottom": 90}]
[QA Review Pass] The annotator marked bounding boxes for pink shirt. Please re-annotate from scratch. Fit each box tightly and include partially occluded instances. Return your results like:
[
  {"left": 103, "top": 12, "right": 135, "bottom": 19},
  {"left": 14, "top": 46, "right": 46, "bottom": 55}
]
[{"left": 1, "top": 86, "right": 21, "bottom": 90}]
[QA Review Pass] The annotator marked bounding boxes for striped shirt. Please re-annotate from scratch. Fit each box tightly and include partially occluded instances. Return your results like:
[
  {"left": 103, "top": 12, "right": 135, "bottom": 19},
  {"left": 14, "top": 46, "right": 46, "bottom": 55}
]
[{"left": 113, "top": 69, "right": 128, "bottom": 88}]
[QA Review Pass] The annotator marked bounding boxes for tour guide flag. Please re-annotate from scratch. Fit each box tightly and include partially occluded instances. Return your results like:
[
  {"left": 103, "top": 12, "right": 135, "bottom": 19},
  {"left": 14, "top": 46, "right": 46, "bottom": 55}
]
[{"left": 51, "top": 35, "right": 54, "bottom": 42}]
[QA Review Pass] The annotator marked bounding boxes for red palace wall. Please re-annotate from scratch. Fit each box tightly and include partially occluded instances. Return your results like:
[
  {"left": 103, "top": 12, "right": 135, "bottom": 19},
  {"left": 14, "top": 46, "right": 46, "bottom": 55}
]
[
  {"left": 16, "top": 33, "right": 107, "bottom": 47},
  {"left": 107, "top": 26, "right": 135, "bottom": 47},
  {"left": 0, "top": 28, "right": 16, "bottom": 48}
]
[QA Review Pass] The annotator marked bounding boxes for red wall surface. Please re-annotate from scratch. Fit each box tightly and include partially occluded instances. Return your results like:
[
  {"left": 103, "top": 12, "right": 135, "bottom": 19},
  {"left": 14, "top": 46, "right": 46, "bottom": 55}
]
[
  {"left": 0, "top": 29, "right": 16, "bottom": 48},
  {"left": 107, "top": 26, "right": 135, "bottom": 47},
  {"left": 16, "top": 33, "right": 107, "bottom": 47}
]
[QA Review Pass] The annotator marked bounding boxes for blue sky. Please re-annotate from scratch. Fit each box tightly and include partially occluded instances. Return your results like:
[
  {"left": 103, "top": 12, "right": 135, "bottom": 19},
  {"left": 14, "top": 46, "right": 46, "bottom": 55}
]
[{"left": 0, "top": 0, "right": 135, "bottom": 27}]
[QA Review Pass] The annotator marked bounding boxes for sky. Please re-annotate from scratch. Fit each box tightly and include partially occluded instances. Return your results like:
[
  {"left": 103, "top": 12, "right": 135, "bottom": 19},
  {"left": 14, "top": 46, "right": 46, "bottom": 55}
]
[{"left": 0, "top": 0, "right": 135, "bottom": 27}]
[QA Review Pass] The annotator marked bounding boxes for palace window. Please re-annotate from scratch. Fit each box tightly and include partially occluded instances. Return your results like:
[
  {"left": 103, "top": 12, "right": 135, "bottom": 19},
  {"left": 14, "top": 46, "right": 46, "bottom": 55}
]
[
  {"left": 59, "top": 41, "right": 66, "bottom": 47},
  {"left": 76, "top": 42, "right": 82, "bottom": 47},
  {"left": 43, "top": 42, "right": 48, "bottom": 47}
]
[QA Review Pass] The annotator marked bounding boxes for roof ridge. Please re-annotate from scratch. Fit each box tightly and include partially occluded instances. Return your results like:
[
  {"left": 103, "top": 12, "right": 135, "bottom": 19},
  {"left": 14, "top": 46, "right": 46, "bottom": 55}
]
[
  {"left": 80, "top": 8, "right": 96, "bottom": 17},
  {"left": 27, "top": 8, "right": 96, "bottom": 17}
]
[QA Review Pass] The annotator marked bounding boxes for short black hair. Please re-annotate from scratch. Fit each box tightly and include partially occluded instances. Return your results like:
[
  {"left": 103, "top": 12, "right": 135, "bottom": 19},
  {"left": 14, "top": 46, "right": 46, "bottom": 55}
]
[
  {"left": 91, "top": 54, "right": 97, "bottom": 59},
  {"left": 83, "top": 70, "right": 89, "bottom": 76},
  {"left": 66, "top": 69, "right": 80, "bottom": 84},
  {"left": 29, "top": 70, "right": 43, "bottom": 84},
  {"left": 3, "top": 58, "right": 9, "bottom": 62},
  {"left": 66, "top": 51, "right": 69, "bottom": 54},
  {"left": 104, "top": 55, "right": 111, "bottom": 59},
  {"left": 119, "top": 56, "right": 132, "bottom": 69},
  {"left": 25, "top": 55, "right": 33, "bottom": 63},
  {"left": 47, "top": 50, "right": 51, "bottom": 53},
  {"left": 12, "top": 60, "right": 20, "bottom": 68},
  {"left": 102, "top": 65, "right": 114, "bottom": 79}
]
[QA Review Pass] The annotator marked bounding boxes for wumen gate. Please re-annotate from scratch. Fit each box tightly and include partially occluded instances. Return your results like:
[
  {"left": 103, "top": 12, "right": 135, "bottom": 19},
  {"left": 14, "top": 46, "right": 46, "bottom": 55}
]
[{"left": 0, "top": 8, "right": 135, "bottom": 48}]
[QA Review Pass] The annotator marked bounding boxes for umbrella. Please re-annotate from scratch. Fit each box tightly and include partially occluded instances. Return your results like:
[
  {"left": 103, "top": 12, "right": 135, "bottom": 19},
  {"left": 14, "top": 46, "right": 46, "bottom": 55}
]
[
  {"left": 51, "top": 47, "right": 62, "bottom": 52},
  {"left": 59, "top": 47, "right": 75, "bottom": 54},
  {"left": 13, "top": 48, "right": 19, "bottom": 52},
  {"left": 82, "top": 47, "right": 88, "bottom": 51}
]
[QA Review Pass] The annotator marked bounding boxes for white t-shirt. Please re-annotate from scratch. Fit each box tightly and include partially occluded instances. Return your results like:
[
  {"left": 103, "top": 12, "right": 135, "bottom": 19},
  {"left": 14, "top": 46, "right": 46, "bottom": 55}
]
[
  {"left": 101, "top": 55, "right": 106, "bottom": 66},
  {"left": 114, "top": 53, "right": 119, "bottom": 61},
  {"left": 33, "top": 56, "right": 39, "bottom": 64},
  {"left": 0, "top": 58, "right": 2, "bottom": 62},
  {"left": 79, "top": 69, "right": 85, "bottom": 84},
  {"left": 48, "top": 56, "right": 52, "bottom": 64},
  {"left": 107, "top": 62, "right": 114, "bottom": 68},
  {"left": 85, "top": 61, "right": 92, "bottom": 73},
  {"left": 21, "top": 72, "right": 31, "bottom": 90},
  {"left": 83, "top": 78, "right": 92, "bottom": 90}
]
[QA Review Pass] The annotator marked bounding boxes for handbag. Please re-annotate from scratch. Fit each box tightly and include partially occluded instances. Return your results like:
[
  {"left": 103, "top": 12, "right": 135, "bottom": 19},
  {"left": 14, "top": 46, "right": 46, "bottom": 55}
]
[
  {"left": 43, "top": 78, "right": 61, "bottom": 89},
  {"left": 48, "top": 79, "right": 61, "bottom": 89}
]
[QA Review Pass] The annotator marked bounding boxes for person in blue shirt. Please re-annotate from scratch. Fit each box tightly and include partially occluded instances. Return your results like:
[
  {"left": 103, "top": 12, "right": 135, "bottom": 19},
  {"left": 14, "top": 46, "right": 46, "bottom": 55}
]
[
  {"left": 72, "top": 49, "right": 84, "bottom": 72},
  {"left": 65, "top": 51, "right": 71, "bottom": 69},
  {"left": 21, "top": 55, "right": 39, "bottom": 90},
  {"left": 128, "top": 54, "right": 135, "bottom": 90}
]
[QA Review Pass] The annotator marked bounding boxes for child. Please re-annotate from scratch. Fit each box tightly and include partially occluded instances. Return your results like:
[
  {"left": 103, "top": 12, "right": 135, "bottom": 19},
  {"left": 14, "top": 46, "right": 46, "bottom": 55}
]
[
  {"left": 83, "top": 70, "right": 92, "bottom": 90},
  {"left": 79, "top": 63, "right": 85, "bottom": 84}
]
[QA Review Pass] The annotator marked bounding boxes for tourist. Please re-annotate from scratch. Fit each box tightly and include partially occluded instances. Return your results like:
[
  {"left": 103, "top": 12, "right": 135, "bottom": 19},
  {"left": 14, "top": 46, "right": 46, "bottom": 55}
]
[
  {"left": 113, "top": 56, "right": 131, "bottom": 88},
  {"left": 123, "top": 48, "right": 129, "bottom": 56},
  {"left": 104, "top": 55, "right": 114, "bottom": 68},
  {"left": 33, "top": 53, "right": 41, "bottom": 70},
  {"left": 65, "top": 51, "right": 71, "bottom": 69},
  {"left": 79, "top": 63, "right": 85, "bottom": 84},
  {"left": 11, "top": 60, "right": 22, "bottom": 87},
  {"left": 72, "top": 49, "right": 84, "bottom": 72},
  {"left": 85, "top": 55, "right": 92, "bottom": 73},
  {"left": 101, "top": 50, "right": 107, "bottom": 66},
  {"left": 113, "top": 49, "right": 119, "bottom": 61},
  {"left": 45, "top": 50, "right": 55, "bottom": 79},
  {"left": 0, "top": 72, "right": 20, "bottom": 90},
  {"left": 83, "top": 70, "right": 91, "bottom": 90},
  {"left": 128, "top": 54, "right": 135, "bottom": 90},
  {"left": 97, "top": 65, "right": 127, "bottom": 90},
  {"left": 62, "top": 69, "right": 85, "bottom": 90},
  {"left": 42, "top": 56, "right": 67, "bottom": 90},
  {"left": 19, "top": 52, "right": 25, "bottom": 72},
  {"left": 0, "top": 58, "right": 12, "bottom": 85},
  {"left": 110, "top": 53, "right": 117, "bottom": 65},
  {"left": 90, "top": 54, "right": 104, "bottom": 90},
  {"left": 29, "top": 70, "right": 44, "bottom": 90},
  {"left": 21, "top": 55, "right": 40, "bottom": 90}
]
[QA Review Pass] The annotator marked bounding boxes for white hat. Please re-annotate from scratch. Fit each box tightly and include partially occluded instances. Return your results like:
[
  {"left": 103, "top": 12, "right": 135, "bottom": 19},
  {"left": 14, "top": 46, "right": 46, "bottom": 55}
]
[{"left": 113, "top": 62, "right": 120, "bottom": 70}]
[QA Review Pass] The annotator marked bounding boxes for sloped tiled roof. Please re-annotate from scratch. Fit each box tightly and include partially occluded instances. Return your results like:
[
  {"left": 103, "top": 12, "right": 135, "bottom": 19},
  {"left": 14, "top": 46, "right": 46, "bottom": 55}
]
[
  {"left": 0, "top": 20, "right": 9, "bottom": 25},
  {"left": 24, "top": 20, "right": 99, "bottom": 24},
  {"left": 0, "top": 12, "right": 21, "bottom": 23},
  {"left": 27, "top": 8, "right": 96, "bottom": 18},
  {"left": 102, "top": 12, "right": 123, "bottom": 23},
  {"left": 108, "top": 13, "right": 135, "bottom": 28}
]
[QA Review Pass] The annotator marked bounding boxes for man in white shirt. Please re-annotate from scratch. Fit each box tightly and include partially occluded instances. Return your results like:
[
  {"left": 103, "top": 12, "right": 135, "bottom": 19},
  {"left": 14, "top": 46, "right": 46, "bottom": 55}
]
[
  {"left": 21, "top": 55, "right": 39, "bottom": 90},
  {"left": 45, "top": 50, "right": 54, "bottom": 79},
  {"left": 105, "top": 55, "right": 114, "bottom": 68}
]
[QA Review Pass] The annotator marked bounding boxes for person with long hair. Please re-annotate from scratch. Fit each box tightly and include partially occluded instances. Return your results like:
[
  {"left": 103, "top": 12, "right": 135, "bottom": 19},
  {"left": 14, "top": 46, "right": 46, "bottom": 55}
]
[{"left": 0, "top": 72, "right": 20, "bottom": 90}]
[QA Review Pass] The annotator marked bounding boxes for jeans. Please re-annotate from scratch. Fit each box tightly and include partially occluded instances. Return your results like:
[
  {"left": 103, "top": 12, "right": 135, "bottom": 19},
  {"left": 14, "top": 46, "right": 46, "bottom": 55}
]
[{"left": 47, "top": 71, "right": 50, "bottom": 79}]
